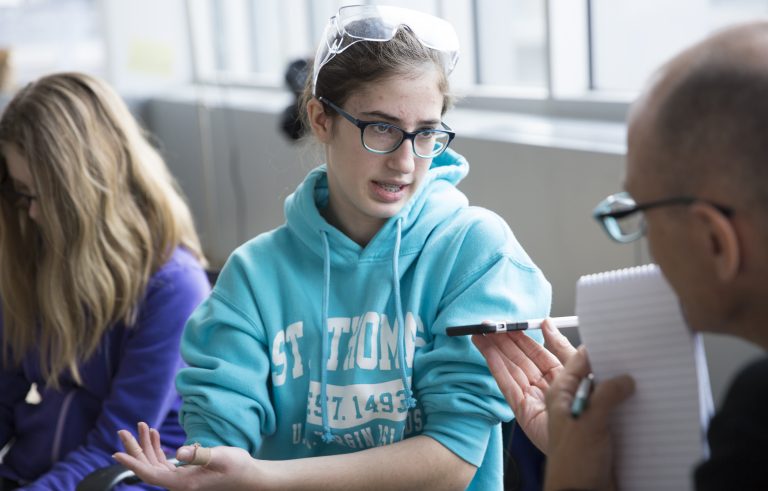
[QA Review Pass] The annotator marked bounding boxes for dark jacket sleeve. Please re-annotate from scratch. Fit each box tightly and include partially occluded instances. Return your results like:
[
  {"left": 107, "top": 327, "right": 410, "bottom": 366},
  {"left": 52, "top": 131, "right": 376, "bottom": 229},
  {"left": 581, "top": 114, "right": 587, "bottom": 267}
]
[
  {"left": 0, "top": 363, "right": 30, "bottom": 450},
  {"left": 694, "top": 356, "right": 768, "bottom": 491},
  {"left": 19, "top": 258, "right": 210, "bottom": 491}
]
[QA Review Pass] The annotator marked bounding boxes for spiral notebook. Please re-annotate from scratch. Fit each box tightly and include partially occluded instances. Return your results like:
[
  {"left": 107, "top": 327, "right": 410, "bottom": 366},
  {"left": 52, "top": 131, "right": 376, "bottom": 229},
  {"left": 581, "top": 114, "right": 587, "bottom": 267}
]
[{"left": 576, "top": 264, "right": 713, "bottom": 491}]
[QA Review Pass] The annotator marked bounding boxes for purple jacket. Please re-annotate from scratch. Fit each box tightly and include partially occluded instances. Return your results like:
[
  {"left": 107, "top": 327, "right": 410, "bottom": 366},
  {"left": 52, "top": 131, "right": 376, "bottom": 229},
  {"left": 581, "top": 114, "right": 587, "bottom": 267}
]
[{"left": 0, "top": 247, "right": 210, "bottom": 490}]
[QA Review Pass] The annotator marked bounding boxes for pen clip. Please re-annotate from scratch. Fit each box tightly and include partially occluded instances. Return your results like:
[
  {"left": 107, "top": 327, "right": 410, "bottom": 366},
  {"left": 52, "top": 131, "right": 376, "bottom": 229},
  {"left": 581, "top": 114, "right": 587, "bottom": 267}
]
[
  {"left": 570, "top": 373, "right": 595, "bottom": 419},
  {"left": 505, "top": 321, "right": 528, "bottom": 331}
]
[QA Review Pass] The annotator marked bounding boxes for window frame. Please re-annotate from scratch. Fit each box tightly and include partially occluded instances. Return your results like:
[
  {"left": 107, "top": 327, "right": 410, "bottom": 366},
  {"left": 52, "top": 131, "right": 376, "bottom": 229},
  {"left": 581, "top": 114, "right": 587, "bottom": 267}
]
[{"left": 185, "top": 0, "right": 633, "bottom": 122}]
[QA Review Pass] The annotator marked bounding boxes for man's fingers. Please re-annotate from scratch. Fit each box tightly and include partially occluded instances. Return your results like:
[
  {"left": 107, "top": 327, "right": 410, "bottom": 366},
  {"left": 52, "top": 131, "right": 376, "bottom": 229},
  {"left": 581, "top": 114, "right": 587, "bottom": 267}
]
[
  {"left": 506, "top": 329, "right": 565, "bottom": 381},
  {"left": 473, "top": 335, "right": 527, "bottom": 405},
  {"left": 489, "top": 332, "right": 554, "bottom": 386},
  {"left": 475, "top": 332, "right": 547, "bottom": 395},
  {"left": 586, "top": 374, "right": 636, "bottom": 424},
  {"left": 562, "top": 346, "right": 591, "bottom": 380},
  {"left": 546, "top": 347, "right": 592, "bottom": 411},
  {"left": 542, "top": 318, "right": 577, "bottom": 364},
  {"left": 471, "top": 331, "right": 493, "bottom": 352},
  {"left": 475, "top": 319, "right": 569, "bottom": 384}
]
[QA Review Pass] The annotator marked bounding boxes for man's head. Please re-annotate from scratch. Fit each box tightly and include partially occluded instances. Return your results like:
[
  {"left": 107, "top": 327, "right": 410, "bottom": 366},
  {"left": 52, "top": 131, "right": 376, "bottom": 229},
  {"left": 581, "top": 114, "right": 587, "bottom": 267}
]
[{"left": 624, "top": 21, "right": 768, "bottom": 346}]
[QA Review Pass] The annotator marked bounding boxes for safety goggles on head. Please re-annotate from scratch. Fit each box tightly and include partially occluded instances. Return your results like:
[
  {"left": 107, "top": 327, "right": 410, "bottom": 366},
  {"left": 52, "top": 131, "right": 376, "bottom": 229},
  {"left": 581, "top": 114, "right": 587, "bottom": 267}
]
[{"left": 312, "top": 4, "right": 460, "bottom": 95}]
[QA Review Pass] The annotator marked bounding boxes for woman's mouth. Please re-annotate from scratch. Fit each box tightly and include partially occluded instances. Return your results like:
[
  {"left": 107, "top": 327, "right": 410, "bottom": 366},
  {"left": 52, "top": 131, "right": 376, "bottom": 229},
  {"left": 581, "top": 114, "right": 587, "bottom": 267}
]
[
  {"left": 376, "top": 182, "right": 404, "bottom": 193},
  {"left": 371, "top": 181, "right": 409, "bottom": 202}
]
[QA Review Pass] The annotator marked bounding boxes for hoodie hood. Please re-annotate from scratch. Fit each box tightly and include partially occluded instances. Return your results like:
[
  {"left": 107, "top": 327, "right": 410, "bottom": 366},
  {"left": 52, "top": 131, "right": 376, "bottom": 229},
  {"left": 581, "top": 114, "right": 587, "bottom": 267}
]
[{"left": 284, "top": 148, "right": 469, "bottom": 263}]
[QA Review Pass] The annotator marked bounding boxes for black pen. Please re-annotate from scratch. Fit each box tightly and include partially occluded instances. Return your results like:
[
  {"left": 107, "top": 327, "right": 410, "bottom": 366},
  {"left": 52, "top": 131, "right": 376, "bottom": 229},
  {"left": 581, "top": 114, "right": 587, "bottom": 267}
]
[
  {"left": 570, "top": 373, "right": 594, "bottom": 418},
  {"left": 446, "top": 315, "right": 578, "bottom": 336}
]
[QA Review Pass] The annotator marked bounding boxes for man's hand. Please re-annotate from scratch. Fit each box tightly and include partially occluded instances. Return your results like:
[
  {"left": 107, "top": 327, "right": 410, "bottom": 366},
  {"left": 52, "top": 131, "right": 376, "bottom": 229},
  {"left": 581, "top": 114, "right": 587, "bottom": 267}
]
[
  {"left": 544, "top": 348, "right": 635, "bottom": 491},
  {"left": 472, "top": 318, "right": 577, "bottom": 451}
]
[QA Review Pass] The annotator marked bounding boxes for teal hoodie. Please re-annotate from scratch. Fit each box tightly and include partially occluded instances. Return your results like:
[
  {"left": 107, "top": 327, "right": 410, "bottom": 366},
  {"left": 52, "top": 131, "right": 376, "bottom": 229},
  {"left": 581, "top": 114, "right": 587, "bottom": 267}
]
[{"left": 177, "top": 149, "right": 551, "bottom": 490}]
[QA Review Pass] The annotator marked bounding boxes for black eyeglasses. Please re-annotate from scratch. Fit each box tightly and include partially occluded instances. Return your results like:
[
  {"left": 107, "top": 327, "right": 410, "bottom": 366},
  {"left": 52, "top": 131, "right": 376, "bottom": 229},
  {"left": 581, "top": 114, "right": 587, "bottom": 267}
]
[
  {"left": 0, "top": 167, "right": 37, "bottom": 211},
  {"left": 318, "top": 97, "right": 455, "bottom": 159},
  {"left": 593, "top": 191, "right": 734, "bottom": 243}
]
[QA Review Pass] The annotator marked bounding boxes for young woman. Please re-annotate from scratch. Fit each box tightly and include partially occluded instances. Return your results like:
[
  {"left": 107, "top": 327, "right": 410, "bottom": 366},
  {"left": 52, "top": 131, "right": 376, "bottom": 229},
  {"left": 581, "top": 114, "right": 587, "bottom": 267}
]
[
  {"left": 0, "top": 72, "right": 210, "bottom": 490},
  {"left": 116, "top": 5, "right": 551, "bottom": 490}
]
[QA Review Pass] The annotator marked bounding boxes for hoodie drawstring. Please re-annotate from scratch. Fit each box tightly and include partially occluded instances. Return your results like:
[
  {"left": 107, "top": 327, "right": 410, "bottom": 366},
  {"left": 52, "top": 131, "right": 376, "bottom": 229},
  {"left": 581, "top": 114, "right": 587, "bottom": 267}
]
[
  {"left": 393, "top": 218, "right": 417, "bottom": 409},
  {"left": 319, "top": 231, "right": 334, "bottom": 443},
  {"left": 317, "top": 220, "right": 416, "bottom": 445}
]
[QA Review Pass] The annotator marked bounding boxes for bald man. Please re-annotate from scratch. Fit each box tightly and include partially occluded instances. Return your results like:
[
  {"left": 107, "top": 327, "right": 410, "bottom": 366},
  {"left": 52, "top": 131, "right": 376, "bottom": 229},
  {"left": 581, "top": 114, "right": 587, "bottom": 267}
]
[{"left": 473, "top": 21, "right": 768, "bottom": 491}]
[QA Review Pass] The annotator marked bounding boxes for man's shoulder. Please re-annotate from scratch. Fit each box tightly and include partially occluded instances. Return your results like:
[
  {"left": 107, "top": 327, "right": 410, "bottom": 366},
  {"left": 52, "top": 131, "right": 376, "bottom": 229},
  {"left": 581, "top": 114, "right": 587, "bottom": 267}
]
[
  {"left": 722, "top": 355, "right": 768, "bottom": 410},
  {"left": 732, "top": 355, "right": 768, "bottom": 383},
  {"left": 693, "top": 354, "right": 768, "bottom": 490}
]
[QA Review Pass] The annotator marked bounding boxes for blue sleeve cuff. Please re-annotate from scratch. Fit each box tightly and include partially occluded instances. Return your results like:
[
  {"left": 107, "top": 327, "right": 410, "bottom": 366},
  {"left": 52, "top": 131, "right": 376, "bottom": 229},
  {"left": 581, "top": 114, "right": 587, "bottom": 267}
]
[{"left": 422, "top": 412, "right": 494, "bottom": 467}]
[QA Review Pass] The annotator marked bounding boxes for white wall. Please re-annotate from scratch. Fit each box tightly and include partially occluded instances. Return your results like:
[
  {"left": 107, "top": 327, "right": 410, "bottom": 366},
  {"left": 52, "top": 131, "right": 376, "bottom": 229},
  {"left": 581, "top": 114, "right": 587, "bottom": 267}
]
[
  {"left": 145, "top": 88, "right": 305, "bottom": 265},
  {"left": 102, "top": 0, "right": 192, "bottom": 95}
]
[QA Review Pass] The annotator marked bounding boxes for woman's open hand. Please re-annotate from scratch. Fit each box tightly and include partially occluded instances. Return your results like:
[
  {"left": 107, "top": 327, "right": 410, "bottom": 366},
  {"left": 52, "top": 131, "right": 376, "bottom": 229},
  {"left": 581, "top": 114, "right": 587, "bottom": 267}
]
[{"left": 114, "top": 422, "right": 260, "bottom": 491}]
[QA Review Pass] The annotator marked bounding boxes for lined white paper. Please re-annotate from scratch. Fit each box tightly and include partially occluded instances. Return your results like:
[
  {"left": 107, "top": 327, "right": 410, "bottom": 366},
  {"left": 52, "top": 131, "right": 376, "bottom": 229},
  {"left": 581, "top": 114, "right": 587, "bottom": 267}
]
[{"left": 576, "top": 264, "right": 712, "bottom": 491}]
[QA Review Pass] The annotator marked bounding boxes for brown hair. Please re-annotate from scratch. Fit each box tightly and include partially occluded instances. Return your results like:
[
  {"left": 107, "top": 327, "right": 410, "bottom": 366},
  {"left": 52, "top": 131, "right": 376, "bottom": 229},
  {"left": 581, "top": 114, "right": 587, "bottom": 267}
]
[
  {"left": 0, "top": 72, "right": 206, "bottom": 387},
  {"left": 300, "top": 26, "right": 455, "bottom": 134}
]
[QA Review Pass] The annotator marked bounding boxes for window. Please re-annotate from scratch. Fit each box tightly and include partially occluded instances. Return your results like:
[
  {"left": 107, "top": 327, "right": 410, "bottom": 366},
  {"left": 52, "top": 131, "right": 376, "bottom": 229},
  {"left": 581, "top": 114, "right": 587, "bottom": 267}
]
[
  {"left": 184, "top": 0, "right": 768, "bottom": 116},
  {"left": 0, "top": 0, "right": 104, "bottom": 88},
  {"left": 187, "top": 0, "right": 547, "bottom": 94},
  {"left": 591, "top": 0, "right": 768, "bottom": 94},
  {"left": 473, "top": 0, "right": 546, "bottom": 89},
  {"left": 2, "top": 1, "right": 767, "bottom": 110}
]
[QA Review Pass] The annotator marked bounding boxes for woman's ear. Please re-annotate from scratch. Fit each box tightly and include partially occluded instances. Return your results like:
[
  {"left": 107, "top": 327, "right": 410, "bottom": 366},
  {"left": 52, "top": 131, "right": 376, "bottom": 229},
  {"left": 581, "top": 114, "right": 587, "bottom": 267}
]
[
  {"left": 690, "top": 202, "right": 740, "bottom": 282},
  {"left": 306, "top": 98, "right": 334, "bottom": 144}
]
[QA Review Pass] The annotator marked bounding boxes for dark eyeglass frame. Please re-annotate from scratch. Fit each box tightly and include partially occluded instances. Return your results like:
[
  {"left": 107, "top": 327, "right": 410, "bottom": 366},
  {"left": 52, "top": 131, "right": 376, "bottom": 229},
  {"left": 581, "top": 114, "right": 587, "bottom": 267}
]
[
  {"left": 318, "top": 96, "right": 455, "bottom": 158},
  {"left": 0, "top": 167, "right": 38, "bottom": 210},
  {"left": 593, "top": 191, "right": 734, "bottom": 243}
]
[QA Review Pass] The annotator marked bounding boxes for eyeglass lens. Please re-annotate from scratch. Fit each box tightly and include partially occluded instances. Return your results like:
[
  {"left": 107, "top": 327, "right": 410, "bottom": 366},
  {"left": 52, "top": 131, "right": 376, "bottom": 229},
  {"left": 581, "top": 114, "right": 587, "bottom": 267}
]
[
  {"left": 596, "top": 193, "right": 645, "bottom": 242},
  {"left": 362, "top": 124, "right": 450, "bottom": 157},
  {"left": 610, "top": 210, "right": 644, "bottom": 240}
]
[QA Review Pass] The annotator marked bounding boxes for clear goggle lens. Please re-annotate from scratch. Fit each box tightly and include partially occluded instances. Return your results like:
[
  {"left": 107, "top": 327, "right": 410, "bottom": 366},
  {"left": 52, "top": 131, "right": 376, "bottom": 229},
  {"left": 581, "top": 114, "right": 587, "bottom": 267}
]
[{"left": 312, "top": 5, "right": 460, "bottom": 94}]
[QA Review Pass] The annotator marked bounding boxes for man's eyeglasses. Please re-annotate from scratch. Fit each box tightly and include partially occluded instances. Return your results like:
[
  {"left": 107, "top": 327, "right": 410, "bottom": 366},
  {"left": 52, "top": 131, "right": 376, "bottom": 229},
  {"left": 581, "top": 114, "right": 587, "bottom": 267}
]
[
  {"left": 0, "top": 168, "right": 37, "bottom": 211},
  {"left": 319, "top": 97, "right": 455, "bottom": 159},
  {"left": 593, "top": 191, "right": 734, "bottom": 243}
]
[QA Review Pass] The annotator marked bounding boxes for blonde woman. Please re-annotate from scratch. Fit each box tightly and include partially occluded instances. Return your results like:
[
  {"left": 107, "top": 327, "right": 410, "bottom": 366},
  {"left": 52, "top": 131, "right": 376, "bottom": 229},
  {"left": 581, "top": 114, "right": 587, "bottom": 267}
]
[{"left": 0, "top": 72, "right": 210, "bottom": 490}]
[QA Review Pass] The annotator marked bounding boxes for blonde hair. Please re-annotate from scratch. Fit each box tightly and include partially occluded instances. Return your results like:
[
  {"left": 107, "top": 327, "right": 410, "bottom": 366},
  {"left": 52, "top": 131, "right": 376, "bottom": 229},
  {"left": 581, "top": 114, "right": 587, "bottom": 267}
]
[{"left": 0, "top": 72, "right": 206, "bottom": 387}]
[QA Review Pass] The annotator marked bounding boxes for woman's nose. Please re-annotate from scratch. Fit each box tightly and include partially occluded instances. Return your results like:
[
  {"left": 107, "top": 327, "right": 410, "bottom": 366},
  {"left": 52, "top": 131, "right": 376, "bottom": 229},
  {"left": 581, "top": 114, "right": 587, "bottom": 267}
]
[{"left": 386, "top": 138, "right": 416, "bottom": 174}]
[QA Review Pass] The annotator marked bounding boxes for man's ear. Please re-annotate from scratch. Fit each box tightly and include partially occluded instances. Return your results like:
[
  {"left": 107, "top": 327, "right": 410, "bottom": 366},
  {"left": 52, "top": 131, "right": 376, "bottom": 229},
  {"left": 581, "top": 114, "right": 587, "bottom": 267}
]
[
  {"left": 306, "top": 98, "right": 333, "bottom": 144},
  {"left": 690, "top": 202, "right": 740, "bottom": 282}
]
